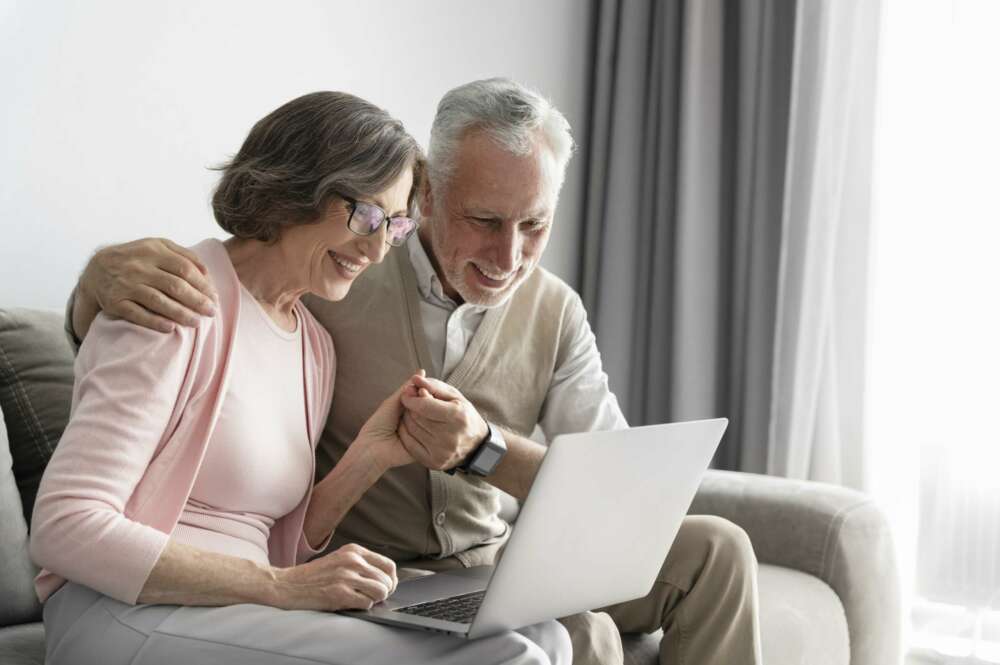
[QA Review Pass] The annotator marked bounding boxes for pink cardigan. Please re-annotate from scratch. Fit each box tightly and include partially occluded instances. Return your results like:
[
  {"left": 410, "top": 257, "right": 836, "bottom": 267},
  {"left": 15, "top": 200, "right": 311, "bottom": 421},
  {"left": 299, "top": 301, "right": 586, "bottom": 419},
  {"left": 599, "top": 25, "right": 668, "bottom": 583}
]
[{"left": 30, "top": 238, "right": 336, "bottom": 604}]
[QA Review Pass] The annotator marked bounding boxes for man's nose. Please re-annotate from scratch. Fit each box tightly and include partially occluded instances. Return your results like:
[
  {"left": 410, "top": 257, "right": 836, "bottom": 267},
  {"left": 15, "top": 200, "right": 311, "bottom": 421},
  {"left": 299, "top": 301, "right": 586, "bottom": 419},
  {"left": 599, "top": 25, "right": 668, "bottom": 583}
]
[{"left": 494, "top": 226, "right": 521, "bottom": 272}]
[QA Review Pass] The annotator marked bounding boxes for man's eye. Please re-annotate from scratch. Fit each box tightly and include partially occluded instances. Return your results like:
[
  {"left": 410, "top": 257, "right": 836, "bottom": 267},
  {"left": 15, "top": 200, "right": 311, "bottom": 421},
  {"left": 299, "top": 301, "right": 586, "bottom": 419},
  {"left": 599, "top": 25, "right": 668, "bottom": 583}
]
[
  {"left": 468, "top": 217, "right": 494, "bottom": 227},
  {"left": 524, "top": 221, "right": 548, "bottom": 234}
]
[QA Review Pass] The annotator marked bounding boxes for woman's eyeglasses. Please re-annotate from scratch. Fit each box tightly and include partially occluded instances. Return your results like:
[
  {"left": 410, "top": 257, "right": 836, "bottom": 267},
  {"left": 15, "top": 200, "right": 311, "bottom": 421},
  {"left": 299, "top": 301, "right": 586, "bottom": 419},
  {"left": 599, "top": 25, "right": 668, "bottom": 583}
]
[{"left": 340, "top": 195, "right": 417, "bottom": 247}]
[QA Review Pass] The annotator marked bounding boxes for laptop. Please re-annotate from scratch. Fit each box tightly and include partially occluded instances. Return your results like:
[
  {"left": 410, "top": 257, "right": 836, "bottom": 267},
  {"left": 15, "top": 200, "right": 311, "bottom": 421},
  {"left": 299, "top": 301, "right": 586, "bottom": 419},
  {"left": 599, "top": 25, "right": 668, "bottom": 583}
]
[{"left": 343, "top": 418, "right": 727, "bottom": 639}]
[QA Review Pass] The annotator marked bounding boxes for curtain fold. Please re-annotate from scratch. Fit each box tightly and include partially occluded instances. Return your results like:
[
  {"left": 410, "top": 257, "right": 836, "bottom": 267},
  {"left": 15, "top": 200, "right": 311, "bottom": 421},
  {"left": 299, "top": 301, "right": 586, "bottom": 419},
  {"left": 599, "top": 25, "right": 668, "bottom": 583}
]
[{"left": 578, "top": 0, "right": 881, "bottom": 487}]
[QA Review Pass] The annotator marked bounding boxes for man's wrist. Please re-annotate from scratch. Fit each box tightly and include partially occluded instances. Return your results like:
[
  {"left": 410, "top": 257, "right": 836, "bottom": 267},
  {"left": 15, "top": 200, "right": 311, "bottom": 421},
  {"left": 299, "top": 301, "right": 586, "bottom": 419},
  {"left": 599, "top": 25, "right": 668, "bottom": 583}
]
[{"left": 451, "top": 420, "right": 507, "bottom": 477}]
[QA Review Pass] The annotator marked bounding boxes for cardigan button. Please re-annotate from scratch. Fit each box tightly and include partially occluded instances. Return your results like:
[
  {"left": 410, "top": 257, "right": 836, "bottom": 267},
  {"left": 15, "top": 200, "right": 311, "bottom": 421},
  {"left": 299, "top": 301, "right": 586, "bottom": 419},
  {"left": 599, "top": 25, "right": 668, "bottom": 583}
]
[{"left": 435, "top": 511, "right": 447, "bottom": 526}]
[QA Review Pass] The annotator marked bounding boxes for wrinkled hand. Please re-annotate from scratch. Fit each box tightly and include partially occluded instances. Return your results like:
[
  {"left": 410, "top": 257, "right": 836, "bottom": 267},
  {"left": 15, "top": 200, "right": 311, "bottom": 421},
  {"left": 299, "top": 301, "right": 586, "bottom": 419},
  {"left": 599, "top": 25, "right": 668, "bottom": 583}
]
[
  {"left": 274, "top": 543, "right": 398, "bottom": 611},
  {"left": 356, "top": 379, "right": 420, "bottom": 470},
  {"left": 80, "top": 238, "right": 218, "bottom": 333},
  {"left": 399, "top": 375, "right": 489, "bottom": 471}
]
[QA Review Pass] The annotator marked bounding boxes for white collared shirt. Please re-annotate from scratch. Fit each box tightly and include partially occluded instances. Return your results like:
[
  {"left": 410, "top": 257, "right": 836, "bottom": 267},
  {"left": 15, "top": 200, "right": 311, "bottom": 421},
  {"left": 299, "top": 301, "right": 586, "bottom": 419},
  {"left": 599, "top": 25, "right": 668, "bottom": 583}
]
[{"left": 406, "top": 234, "right": 628, "bottom": 440}]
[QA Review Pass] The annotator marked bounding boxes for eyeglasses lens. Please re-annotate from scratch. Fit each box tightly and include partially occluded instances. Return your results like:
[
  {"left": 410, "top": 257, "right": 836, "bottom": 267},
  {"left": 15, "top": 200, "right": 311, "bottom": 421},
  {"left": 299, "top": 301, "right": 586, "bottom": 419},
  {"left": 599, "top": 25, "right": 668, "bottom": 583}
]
[
  {"left": 351, "top": 202, "right": 385, "bottom": 234},
  {"left": 347, "top": 200, "right": 416, "bottom": 247},
  {"left": 387, "top": 217, "right": 416, "bottom": 246}
]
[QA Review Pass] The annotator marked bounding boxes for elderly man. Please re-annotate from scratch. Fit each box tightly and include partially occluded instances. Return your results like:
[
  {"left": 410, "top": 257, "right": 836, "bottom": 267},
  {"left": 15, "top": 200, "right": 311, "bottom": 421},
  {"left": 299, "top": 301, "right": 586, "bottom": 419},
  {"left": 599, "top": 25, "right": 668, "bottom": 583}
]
[{"left": 68, "top": 78, "right": 762, "bottom": 665}]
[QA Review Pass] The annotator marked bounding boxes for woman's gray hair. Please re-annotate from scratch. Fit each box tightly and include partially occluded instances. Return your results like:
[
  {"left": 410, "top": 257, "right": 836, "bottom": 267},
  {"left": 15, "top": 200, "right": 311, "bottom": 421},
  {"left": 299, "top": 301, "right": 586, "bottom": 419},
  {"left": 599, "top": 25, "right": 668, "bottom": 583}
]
[
  {"left": 212, "top": 91, "right": 424, "bottom": 242},
  {"left": 427, "top": 78, "right": 574, "bottom": 195}
]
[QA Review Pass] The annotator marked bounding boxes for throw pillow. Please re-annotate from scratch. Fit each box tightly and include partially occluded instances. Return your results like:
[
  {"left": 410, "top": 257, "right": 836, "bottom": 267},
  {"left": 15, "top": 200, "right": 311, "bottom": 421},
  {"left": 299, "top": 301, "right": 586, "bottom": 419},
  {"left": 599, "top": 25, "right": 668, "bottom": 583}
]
[{"left": 0, "top": 308, "right": 75, "bottom": 523}]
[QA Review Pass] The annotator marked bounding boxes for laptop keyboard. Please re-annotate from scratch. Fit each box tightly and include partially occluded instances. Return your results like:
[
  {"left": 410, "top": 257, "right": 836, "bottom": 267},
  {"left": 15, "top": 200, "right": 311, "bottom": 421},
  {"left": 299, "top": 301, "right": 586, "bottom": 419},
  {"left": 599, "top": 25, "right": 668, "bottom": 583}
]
[{"left": 396, "top": 590, "right": 486, "bottom": 624}]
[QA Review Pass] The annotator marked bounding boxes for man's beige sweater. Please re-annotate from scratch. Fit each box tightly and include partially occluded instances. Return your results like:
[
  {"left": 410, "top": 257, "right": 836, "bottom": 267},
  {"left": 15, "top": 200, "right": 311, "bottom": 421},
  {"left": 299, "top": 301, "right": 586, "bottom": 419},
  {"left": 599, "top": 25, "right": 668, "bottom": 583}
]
[{"left": 304, "top": 244, "right": 588, "bottom": 565}]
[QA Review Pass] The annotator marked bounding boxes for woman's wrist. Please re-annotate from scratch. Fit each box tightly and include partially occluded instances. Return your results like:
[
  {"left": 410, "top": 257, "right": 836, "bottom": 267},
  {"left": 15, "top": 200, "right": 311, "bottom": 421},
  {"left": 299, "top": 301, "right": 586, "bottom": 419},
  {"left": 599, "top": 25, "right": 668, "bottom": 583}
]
[
  {"left": 266, "top": 565, "right": 311, "bottom": 610},
  {"left": 347, "top": 434, "right": 397, "bottom": 476},
  {"left": 303, "top": 438, "right": 391, "bottom": 547}
]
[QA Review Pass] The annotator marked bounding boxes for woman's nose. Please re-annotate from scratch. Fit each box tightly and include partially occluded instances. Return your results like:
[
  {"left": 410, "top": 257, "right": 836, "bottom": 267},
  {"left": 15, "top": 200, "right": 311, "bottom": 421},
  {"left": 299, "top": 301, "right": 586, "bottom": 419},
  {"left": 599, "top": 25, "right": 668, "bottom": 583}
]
[{"left": 359, "top": 223, "right": 390, "bottom": 263}]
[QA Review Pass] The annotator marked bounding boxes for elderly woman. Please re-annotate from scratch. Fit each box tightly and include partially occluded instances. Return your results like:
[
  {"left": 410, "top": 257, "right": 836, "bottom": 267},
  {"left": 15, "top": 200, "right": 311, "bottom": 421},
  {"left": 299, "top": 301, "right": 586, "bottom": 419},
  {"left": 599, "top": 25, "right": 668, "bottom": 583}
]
[{"left": 29, "top": 92, "right": 570, "bottom": 665}]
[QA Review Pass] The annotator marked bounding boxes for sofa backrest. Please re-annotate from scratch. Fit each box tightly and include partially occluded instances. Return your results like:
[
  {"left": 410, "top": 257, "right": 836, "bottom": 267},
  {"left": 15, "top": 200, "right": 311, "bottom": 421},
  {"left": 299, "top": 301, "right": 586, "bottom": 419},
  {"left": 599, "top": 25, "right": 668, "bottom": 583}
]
[
  {"left": 0, "top": 308, "right": 76, "bottom": 626},
  {"left": 0, "top": 404, "right": 43, "bottom": 625}
]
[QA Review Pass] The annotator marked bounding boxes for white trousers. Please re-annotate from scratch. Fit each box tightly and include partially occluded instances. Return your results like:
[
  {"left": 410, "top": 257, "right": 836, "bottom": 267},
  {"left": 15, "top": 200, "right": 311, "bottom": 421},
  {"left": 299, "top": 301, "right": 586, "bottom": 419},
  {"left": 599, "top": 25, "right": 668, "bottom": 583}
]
[{"left": 43, "top": 583, "right": 572, "bottom": 665}]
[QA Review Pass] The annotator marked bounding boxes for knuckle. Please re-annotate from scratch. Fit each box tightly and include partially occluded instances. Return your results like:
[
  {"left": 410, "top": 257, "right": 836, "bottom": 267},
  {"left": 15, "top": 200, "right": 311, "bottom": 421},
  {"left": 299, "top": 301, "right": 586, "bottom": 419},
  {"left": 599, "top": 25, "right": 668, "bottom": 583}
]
[
  {"left": 163, "top": 277, "right": 182, "bottom": 299},
  {"left": 149, "top": 290, "right": 168, "bottom": 309},
  {"left": 177, "top": 263, "right": 198, "bottom": 283}
]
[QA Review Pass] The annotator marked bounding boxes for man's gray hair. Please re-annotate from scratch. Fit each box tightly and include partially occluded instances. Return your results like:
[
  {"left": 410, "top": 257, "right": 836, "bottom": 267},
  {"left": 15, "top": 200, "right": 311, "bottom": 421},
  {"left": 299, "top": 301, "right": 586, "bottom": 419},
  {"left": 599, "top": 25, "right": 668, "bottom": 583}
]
[{"left": 428, "top": 78, "right": 574, "bottom": 194}]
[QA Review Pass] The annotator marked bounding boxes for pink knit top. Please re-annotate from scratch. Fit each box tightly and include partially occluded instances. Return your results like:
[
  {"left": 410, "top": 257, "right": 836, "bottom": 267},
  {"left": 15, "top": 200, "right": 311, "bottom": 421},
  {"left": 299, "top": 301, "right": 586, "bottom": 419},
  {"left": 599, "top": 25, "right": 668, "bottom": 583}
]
[{"left": 172, "top": 284, "right": 314, "bottom": 566}]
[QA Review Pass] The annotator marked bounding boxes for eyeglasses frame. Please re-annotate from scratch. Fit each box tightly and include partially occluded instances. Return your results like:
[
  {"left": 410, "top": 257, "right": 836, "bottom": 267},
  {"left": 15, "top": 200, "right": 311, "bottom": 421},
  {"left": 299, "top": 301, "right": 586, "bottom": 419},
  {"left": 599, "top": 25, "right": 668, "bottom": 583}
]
[{"left": 338, "top": 193, "right": 418, "bottom": 248}]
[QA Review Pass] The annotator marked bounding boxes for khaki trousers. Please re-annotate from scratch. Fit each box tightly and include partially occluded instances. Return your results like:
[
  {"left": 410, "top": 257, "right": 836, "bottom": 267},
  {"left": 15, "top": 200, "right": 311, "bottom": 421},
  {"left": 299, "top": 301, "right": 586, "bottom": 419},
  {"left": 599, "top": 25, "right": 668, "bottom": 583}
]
[
  {"left": 404, "top": 515, "right": 762, "bottom": 665},
  {"left": 559, "top": 515, "right": 763, "bottom": 665}
]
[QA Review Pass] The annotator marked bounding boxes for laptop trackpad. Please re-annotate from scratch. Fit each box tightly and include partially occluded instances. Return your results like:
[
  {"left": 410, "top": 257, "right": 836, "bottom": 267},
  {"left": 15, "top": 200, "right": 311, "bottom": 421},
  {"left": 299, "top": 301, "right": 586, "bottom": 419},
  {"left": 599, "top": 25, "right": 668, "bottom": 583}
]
[{"left": 382, "top": 565, "right": 493, "bottom": 609}]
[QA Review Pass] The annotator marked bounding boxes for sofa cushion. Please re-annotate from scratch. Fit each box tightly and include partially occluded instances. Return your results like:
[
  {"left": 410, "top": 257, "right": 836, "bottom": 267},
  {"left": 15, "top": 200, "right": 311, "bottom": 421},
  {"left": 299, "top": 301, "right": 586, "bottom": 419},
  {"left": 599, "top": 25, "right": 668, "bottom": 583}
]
[
  {"left": 0, "top": 407, "right": 43, "bottom": 626},
  {"left": 0, "top": 308, "right": 75, "bottom": 522},
  {"left": 620, "top": 564, "right": 849, "bottom": 665},
  {"left": 758, "top": 564, "right": 850, "bottom": 665},
  {"left": 0, "top": 622, "right": 45, "bottom": 665}
]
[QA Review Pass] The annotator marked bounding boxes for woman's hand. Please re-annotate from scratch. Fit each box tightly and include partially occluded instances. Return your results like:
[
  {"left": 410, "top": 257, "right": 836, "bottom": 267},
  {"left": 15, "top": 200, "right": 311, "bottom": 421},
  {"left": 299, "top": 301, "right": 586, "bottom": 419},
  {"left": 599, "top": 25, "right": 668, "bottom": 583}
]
[
  {"left": 355, "top": 374, "right": 426, "bottom": 470},
  {"left": 273, "top": 543, "right": 398, "bottom": 611},
  {"left": 302, "top": 376, "right": 428, "bottom": 548}
]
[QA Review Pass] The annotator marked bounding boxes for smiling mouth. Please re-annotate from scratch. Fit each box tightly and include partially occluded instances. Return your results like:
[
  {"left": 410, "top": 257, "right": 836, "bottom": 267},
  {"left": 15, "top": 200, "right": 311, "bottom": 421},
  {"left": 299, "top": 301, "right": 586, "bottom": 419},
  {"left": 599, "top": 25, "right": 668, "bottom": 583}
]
[
  {"left": 472, "top": 263, "right": 518, "bottom": 286},
  {"left": 329, "top": 251, "right": 364, "bottom": 274}
]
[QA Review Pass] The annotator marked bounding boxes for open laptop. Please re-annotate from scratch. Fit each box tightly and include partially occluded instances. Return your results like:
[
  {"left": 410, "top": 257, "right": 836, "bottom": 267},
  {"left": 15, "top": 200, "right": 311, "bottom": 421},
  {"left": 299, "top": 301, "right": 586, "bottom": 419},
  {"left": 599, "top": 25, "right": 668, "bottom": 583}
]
[{"left": 343, "top": 418, "right": 727, "bottom": 639}]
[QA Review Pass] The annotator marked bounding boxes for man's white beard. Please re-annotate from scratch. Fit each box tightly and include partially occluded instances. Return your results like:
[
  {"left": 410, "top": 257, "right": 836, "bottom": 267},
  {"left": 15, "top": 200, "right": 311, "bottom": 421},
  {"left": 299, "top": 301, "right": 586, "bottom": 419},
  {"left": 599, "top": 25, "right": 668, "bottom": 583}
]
[
  {"left": 452, "top": 260, "right": 536, "bottom": 308},
  {"left": 427, "top": 219, "right": 535, "bottom": 308}
]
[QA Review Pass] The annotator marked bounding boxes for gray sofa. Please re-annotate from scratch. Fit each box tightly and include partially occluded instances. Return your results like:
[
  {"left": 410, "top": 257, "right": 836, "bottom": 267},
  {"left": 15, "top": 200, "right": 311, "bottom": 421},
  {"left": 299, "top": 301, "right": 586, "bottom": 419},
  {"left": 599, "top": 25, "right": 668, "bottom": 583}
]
[{"left": 0, "top": 307, "right": 900, "bottom": 665}]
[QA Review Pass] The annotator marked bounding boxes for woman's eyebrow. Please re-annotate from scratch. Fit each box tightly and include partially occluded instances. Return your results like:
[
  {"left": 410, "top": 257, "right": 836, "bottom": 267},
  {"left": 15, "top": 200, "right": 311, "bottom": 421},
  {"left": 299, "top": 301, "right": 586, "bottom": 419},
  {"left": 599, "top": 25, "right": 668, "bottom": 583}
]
[{"left": 370, "top": 196, "right": 409, "bottom": 218}]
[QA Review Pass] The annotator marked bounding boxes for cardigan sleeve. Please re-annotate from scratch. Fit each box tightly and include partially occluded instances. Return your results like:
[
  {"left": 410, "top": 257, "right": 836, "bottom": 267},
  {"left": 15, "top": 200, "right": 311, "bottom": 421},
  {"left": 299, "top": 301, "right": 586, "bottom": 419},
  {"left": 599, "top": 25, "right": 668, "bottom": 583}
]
[{"left": 30, "top": 314, "right": 197, "bottom": 604}]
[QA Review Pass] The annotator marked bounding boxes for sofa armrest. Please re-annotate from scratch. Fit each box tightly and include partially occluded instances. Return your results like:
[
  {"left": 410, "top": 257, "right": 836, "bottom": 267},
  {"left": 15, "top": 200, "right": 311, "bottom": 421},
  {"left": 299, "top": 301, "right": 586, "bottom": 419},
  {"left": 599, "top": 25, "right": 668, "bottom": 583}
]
[{"left": 690, "top": 469, "right": 900, "bottom": 665}]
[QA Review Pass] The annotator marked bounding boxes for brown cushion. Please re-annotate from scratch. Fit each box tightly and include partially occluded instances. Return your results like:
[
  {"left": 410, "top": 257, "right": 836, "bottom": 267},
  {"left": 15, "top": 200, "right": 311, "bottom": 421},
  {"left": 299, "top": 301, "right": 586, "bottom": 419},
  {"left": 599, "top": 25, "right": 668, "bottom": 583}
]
[{"left": 0, "top": 309, "right": 75, "bottom": 523}]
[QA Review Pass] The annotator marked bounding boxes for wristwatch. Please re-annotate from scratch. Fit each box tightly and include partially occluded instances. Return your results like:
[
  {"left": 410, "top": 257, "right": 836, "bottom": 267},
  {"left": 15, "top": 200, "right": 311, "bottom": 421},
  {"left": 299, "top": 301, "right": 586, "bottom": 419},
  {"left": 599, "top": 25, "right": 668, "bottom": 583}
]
[{"left": 448, "top": 420, "right": 507, "bottom": 477}]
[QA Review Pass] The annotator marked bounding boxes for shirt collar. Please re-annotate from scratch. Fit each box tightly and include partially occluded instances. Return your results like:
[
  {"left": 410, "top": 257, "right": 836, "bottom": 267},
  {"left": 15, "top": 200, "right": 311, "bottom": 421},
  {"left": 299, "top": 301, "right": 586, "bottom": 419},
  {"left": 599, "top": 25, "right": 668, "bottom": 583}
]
[{"left": 407, "top": 233, "right": 454, "bottom": 307}]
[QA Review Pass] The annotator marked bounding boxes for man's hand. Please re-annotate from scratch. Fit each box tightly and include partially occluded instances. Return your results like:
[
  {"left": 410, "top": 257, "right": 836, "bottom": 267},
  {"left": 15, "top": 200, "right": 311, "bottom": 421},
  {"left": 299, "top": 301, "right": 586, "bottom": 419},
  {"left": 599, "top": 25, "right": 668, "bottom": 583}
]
[
  {"left": 75, "top": 238, "right": 218, "bottom": 338},
  {"left": 399, "top": 375, "right": 489, "bottom": 471}
]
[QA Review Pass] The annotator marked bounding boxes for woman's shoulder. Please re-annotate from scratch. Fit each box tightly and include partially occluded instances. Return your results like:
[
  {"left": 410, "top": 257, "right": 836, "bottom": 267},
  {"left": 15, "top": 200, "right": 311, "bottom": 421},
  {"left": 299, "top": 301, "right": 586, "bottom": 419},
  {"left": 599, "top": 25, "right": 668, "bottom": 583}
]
[
  {"left": 188, "top": 238, "right": 240, "bottom": 307},
  {"left": 78, "top": 239, "right": 236, "bottom": 373}
]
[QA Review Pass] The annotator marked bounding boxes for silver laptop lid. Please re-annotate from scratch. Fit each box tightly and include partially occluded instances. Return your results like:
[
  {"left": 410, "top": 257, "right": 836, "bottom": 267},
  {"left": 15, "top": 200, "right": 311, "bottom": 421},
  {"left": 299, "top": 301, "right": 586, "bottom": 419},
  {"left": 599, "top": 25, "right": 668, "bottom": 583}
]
[{"left": 468, "top": 418, "right": 727, "bottom": 638}]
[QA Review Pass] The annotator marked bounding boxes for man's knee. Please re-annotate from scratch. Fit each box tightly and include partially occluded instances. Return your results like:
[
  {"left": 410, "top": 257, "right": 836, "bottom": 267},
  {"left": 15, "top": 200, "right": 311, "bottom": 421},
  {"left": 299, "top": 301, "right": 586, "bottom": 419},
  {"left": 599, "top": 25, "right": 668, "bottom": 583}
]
[{"left": 660, "top": 516, "right": 757, "bottom": 589}]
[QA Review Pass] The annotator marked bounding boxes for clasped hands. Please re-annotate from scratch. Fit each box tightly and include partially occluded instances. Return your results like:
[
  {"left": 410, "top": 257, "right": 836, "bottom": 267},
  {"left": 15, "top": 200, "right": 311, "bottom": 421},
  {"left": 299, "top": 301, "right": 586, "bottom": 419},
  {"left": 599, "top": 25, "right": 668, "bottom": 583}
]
[{"left": 359, "top": 372, "right": 489, "bottom": 474}]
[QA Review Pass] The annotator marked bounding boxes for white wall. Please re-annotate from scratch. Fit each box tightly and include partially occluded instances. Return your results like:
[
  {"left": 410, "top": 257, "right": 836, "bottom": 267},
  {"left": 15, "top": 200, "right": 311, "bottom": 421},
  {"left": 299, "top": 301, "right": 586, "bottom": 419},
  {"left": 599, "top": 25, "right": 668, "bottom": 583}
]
[{"left": 0, "top": 0, "right": 591, "bottom": 309}]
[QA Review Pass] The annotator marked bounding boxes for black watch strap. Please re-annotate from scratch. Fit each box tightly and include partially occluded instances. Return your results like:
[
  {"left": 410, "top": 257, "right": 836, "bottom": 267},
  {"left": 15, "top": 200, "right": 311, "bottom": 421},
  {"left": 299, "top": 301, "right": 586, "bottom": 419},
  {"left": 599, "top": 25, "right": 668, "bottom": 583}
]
[{"left": 446, "top": 420, "right": 507, "bottom": 477}]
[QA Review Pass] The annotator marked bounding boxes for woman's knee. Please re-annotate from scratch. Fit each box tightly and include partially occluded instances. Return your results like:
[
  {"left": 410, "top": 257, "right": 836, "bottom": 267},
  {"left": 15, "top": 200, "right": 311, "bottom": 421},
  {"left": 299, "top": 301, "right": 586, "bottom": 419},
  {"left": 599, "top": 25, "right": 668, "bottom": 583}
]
[{"left": 513, "top": 620, "right": 574, "bottom": 665}]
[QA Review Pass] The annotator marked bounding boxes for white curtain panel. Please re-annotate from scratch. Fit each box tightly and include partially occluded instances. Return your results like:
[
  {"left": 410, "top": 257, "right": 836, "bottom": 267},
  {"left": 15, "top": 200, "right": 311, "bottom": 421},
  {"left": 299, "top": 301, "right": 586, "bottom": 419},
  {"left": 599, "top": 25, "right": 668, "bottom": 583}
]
[{"left": 766, "top": 0, "right": 881, "bottom": 489}]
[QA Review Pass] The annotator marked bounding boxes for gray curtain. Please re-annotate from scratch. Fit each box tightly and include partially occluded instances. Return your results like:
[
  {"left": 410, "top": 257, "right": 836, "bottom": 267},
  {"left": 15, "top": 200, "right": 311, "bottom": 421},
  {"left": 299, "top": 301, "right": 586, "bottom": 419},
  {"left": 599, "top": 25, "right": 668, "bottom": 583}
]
[{"left": 578, "top": 0, "right": 880, "bottom": 486}]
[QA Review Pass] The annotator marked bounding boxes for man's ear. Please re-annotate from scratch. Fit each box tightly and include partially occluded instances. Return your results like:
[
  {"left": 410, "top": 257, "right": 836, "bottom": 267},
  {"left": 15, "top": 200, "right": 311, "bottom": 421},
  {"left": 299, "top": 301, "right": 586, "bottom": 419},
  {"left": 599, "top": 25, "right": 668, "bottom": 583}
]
[{"left": 420, "top": 178, "right": 435, "bottom": 219}]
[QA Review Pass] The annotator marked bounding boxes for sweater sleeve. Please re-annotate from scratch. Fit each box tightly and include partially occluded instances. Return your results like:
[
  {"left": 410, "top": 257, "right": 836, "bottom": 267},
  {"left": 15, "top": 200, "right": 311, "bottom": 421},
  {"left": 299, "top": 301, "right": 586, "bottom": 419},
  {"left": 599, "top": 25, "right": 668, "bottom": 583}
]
[{"left": 29, "top": 314, "right": 196, "bottom": 604}]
